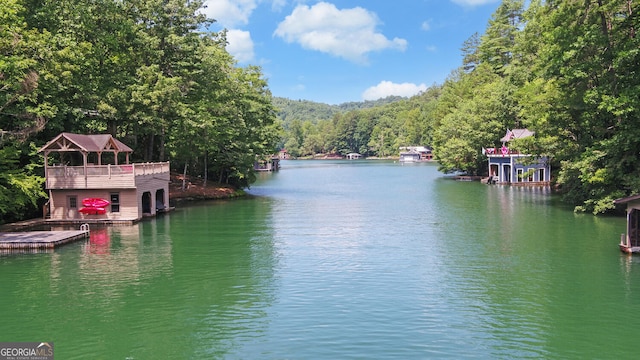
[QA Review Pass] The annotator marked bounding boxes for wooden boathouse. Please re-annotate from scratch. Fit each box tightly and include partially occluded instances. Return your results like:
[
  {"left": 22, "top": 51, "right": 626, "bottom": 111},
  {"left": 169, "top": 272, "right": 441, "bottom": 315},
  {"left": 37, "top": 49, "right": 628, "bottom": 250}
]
[
  {"left": 483, "top": 129, "right": 551, "bottom": 186},
  {"left": 39, "top": 133, "right": 170, "bottom": 223},
  {"left": 615, "top": 194, "right": 640, "bottom": 253},
  {"left": 254, "top": 156, "right": 280, "bottom": 172}
]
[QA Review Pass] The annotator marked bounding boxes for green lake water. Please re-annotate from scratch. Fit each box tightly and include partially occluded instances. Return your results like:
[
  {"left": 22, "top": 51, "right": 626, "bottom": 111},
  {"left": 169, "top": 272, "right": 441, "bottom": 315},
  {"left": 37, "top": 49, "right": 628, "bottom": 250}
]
[{"left": 2, "top": 160, "right": 639, "bottom": 359}]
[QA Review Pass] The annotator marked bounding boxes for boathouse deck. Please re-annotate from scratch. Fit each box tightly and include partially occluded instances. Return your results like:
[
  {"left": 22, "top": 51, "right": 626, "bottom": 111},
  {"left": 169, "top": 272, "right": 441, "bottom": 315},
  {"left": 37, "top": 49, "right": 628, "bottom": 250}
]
[
  {"left": 44, "top": 162, "right": 169, "bottom": 189},
  {"left": 0, "top": 230, "right": 89, "bottom": 251},
  {"left": 0, "top": 218, "right": 90, "bottom": 252}
]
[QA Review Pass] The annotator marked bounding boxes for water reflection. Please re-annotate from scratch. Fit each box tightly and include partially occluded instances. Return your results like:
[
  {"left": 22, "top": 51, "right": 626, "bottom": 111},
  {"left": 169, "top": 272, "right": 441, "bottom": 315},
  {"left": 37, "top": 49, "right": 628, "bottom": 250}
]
[
  {"left": 161, "top": 199, "right": 277, "bottom": 359},
  {"left": 0, "top": 198, "right": 278, "bottom": 359},
  {"left": 86, "top": 228, "right": 110, "bottom": 254},
  {"left": 433, "top": 179, "right": 632, "bottom": 358},
  {"left": 3, "top": 161, "right": 640, "bottom": 359}
]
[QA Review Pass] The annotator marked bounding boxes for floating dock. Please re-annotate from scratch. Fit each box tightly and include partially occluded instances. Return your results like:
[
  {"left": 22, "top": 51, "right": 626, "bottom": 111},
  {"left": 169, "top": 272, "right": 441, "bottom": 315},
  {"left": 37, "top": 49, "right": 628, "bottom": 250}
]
[{"left": 0, "top": 229, "right": 89, "bottom": 251}]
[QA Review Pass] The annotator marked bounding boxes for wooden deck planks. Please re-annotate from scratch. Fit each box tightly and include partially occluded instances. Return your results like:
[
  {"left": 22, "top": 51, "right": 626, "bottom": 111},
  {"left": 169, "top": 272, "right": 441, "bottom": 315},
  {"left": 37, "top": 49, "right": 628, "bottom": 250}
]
[{"left": 0, "top": 230, "right": 89, "bottom": 250}]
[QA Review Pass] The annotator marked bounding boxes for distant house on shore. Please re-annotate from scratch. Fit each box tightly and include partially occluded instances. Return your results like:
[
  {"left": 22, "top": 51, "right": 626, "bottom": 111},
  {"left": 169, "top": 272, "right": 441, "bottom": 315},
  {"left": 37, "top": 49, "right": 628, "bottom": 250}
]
[
  {"left": 278, "top": 149, "right": 290, "bottom": 159},
  {"left": 482, "top": 129, "right": 550, "bottom": 185},
  {"left": 346, "top": 153, "right": 363, "bottom": 160},
  {"left": 39, "top": 133, "right": 170, "bottom": 223},
  {"left": 399, "top": 146, "right": 433, "bottom": 162}
]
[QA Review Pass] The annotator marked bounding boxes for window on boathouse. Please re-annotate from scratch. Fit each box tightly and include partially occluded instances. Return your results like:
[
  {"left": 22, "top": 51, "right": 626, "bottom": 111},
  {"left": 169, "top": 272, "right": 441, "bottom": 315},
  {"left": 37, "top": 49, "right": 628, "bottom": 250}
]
[
  {"left": 69, "top": 196, "right": 77, "bottom": 209},
  {"left": 110, "top": 193, "right": 120, "bottom": 213}
]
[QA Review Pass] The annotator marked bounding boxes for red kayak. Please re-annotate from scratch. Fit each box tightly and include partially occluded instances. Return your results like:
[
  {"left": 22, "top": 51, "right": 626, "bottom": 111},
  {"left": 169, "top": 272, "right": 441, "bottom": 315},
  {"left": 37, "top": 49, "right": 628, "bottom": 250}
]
[
  {"left": 79, "top": 207, "right": 107, "bottom": 215},
  {"left": 82, "top": 198, "right": 110, "bottom": 208}
]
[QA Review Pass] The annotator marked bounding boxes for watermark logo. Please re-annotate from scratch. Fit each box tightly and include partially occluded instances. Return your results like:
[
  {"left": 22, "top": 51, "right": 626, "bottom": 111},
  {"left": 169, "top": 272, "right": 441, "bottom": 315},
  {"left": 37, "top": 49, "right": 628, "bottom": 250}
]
[{"left": 0, "top": 342, "right": 53, "bottom": 360}]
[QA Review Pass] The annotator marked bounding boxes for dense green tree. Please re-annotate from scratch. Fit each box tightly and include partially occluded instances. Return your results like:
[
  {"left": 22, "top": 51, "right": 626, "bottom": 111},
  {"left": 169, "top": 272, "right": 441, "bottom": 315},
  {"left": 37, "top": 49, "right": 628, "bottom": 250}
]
[
  {"left": 461, "top": 32, "right": 481, "bottom": 73},
  {"left": 283, "top": 119, "right": 305, "bottom": 157},
  {"left": 477, "top": 0, "right": 525, "bottom": 75},
  {"left": 0, "top": 145, "right": 46, "bottom": 223},
  {"left": 165, "top": 32, "right": 229, "bottom": 186},
  {"left": 517, "top": 0, "right": 640, "bottom": 213},
  {"left": 332, "top": 112, "right": 359, "bottom": 155},
  {"left": 0, "top": 0, "right": 55, "bottom": 222},
  {"left": 366, "top": 114, "right": 399, "bottom": 157},
  {"left": 433, "top": 64, "right": 507, "bottom": 174},
  {"left": 1, "top": 0, "right": 57, "bottom": 140},
  {"left": 127, "top": 0, "right": 211, "bottom": 161}
]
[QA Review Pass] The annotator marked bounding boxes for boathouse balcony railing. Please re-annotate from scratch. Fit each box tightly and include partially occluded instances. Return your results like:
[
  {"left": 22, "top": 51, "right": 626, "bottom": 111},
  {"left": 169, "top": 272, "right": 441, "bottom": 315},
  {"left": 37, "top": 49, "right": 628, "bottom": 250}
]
[
  {"left": 484, "top": 147, "right": 523, "bottom": 157},
  {"left": 45, "top": 162, "right": 170, "bottom": 189}
]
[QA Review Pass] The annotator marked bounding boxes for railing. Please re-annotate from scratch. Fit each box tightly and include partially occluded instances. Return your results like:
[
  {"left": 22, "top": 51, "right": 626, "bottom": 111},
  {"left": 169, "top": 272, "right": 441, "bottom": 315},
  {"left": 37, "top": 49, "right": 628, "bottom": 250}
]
[
  {"left": 484, "top": 147, "right": 521, "bottom": 156},
  {"left": 45, "top": 162, "right": 169, "bottom": 189},
  {"left": 47, "top": 164, "right": 132, "bottom": 177},
  {"left": 133, "top": 162, "right": 169, "bottom": 176}
]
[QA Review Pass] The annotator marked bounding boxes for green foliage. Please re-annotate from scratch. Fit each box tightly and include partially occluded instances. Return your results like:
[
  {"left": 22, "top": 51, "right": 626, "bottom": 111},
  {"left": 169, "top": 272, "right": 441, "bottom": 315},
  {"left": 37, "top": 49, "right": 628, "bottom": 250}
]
[
  {"left": 272, "top": 95, "right": 406, "bottom": 125},
  {"left": 432, "top": 0, "right": 640, "bottom": 214},
  {"left": 0, "top": 0, "right": 280, "bottom": 221},
  {"left": 277, "top": 94, "right": 437, "bottom": 158},
  {"left": 477, "top": 0, "right": 524, "bottom": 76},
  {"left": 520, "top": 0, "right": 640, "bottom": 213},
  {"left": 0, "top": 144, "right": 46, "bottom": 223}
]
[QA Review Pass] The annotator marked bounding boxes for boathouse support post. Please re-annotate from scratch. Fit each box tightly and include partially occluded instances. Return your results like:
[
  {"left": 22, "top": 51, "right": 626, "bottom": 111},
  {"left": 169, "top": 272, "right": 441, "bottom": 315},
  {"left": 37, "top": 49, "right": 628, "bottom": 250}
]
[
  {"left": 83, "top": 151, "right": 88, "bottom": 189},
  {"left": 626, "top": 210, "right": 632, "bottom": 248}
]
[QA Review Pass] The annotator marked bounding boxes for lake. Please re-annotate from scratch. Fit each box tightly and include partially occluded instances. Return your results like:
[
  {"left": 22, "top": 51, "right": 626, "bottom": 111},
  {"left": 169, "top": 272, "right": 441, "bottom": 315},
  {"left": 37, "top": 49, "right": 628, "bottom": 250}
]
[{"left": 1, "top": 160, "right": 638, "bottom": 359}]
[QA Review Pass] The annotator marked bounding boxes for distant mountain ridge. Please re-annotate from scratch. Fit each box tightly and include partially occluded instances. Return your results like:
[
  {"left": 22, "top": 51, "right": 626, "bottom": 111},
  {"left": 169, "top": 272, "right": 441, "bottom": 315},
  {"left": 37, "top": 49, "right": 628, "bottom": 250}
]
[{"left": 272, "top": 96, "right": 406, "bottom": 123}]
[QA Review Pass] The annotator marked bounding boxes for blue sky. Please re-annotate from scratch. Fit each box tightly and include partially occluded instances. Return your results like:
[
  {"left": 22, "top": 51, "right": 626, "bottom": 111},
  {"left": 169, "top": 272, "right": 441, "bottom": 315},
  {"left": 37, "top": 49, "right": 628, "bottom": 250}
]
[{"left": 203, "top": 0, "right": 502, "bottom": 104}]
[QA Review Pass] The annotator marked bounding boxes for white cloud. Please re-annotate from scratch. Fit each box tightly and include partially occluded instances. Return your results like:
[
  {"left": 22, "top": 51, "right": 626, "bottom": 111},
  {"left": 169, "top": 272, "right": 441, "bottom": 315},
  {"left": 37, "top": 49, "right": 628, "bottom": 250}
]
[
  {"left": 273, "top": 2, "right": 407, "bottom": 64},
  {"left": 421, "top": 21, "right": 431, "bottom": 31},
  {"left": 450, "top": 0, "right": 500, "bottom": 6},
  {"left": 202, "top": 0, "right": 258, "bottom": 28},
  {"left": 271, "top": 0, "right": 287, "bottom": 12},
  {"left": 362, "top": 81, "right": 427, "bottom": 101},
  {"left": 226, "top": 30, "right": 255, "bottom": 63},
  {"left": 202, "top": 0, "right": 288, "bottom": 27}
]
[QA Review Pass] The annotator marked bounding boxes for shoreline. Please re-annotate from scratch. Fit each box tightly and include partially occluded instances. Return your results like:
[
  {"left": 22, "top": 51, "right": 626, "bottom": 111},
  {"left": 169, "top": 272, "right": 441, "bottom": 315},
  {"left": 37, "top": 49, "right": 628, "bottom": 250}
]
[{"left": 0, "top": 183, "right": 245, "bottom": 232}]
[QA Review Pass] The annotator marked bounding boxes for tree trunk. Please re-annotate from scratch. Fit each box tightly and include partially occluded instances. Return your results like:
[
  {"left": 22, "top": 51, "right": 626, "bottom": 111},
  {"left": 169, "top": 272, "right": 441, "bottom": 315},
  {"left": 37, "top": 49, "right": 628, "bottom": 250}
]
[
  {"left": 596, "top": 0, "right": 617, "bottom": 95},
  {"left": 159, "top": 125, "right": 166, "bottom": 161},
  {"left": 145, "top": 134, "right": 155, "bottom": 162},
  {"left": 628, "top": 0, "right": 635, "bottom": 38},
  {"left": 181, "top": 163, "right": 188, "bottom": 191},
  {"left": 203, "top": 151, "right": 208, "bottom": 187}
]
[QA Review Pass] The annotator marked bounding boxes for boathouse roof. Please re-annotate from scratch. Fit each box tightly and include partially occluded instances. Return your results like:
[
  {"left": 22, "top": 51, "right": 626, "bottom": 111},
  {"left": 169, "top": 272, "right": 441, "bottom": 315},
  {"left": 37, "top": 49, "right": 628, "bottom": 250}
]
[
  {"left": 39, "top": 132, "right": 133, "bottom": 154},
  {"left": 614, "top": 194, "right": 640, "bottom": 205},
  {"left": 500, "top": 129, "right": 535, "bottom": 143}
]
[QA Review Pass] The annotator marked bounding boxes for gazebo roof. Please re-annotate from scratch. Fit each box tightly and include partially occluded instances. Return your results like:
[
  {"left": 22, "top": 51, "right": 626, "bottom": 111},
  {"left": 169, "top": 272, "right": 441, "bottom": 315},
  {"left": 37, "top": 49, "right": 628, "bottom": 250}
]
[
  {"left": 39, "top": 133, "right": 133, "bottom": 153},
  {"left": 500, "top": 129, "right": 535, "bottom": 143}
]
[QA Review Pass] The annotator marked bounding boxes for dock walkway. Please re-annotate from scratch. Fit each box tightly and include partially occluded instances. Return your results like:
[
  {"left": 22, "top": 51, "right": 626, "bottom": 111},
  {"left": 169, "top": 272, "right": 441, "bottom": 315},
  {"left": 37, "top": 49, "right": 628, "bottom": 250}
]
[{"left": 0, "top": 230, "right": 89, "bottom": 251}]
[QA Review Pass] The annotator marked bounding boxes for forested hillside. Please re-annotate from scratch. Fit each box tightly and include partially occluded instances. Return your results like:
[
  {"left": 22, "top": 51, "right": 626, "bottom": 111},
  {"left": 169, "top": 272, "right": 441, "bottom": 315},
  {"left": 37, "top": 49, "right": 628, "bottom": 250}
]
[
  {"left": 278, "top": 90, "right": 439, "bottom": 157},
  {"left": 279, "top": 0, "right": 639, "bottom": 214},
  {"left": 0, "top": 0, "right": 279, "bottom": 223},
  {"left": 272, "top": 96, "right": 406, "bottom": 124}
]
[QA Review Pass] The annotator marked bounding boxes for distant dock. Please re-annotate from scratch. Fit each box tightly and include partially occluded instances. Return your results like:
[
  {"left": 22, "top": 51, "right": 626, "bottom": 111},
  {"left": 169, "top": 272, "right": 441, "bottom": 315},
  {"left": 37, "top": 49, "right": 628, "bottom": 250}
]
[{"left": 0, "top": 226, "right": 89, "bottom": 252}]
